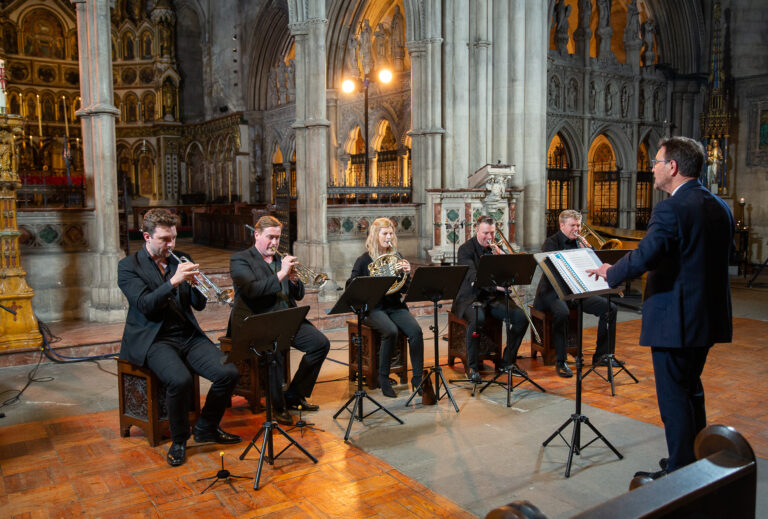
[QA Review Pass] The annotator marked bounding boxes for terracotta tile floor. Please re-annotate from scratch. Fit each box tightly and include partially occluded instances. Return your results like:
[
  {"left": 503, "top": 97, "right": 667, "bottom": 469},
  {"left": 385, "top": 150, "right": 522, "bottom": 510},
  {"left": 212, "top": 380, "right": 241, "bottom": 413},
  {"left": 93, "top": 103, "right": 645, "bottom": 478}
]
[
  {"left": 509, "top": 316, "right": 768, "bottom": 458},
  {"left": 2, "top": 318, "right": 765, "bottom": 517}
]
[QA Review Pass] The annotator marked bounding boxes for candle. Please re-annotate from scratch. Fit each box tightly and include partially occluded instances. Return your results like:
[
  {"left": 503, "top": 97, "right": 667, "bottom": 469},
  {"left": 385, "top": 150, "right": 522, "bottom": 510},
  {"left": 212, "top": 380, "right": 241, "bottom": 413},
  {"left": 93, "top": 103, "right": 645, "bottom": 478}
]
[
  {"left": 62, "top": 96, "right": 69, "bottom": 138},
  {"left": 0, "top": 59, "right": 6, "bottom": 115},
  {"left": 36, "top": 94, "right": 42, "bottom": 137},
  {"left": 739, "top": 197, "right": 745, "bottom": 205}
]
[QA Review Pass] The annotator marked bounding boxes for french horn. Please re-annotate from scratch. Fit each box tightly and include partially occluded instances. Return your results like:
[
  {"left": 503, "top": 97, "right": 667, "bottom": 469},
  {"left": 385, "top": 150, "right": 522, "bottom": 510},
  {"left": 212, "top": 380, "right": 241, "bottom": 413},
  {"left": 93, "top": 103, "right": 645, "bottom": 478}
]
[{"left": 368, "top": 251, "right": 407, "bottom": 295}]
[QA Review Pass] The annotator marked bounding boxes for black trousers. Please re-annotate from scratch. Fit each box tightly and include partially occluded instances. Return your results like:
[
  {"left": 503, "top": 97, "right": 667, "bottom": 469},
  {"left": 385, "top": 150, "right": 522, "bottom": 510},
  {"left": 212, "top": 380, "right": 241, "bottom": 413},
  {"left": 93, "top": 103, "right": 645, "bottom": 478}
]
[
  {"left": 651, "top": 345, "right": 711, "bottom": 472},
  {"left": 534, "top": 294, "right": 617, "bottom": 362},
  {"left": 461, "top": 298, "right": 528, "bottom": 372},
  {"left": 269, "top": 320, "right": 330, "bottom": 409},
  {"left": 145, "top": 332, "right": 240, "bottom": 443},
  {"left": 364, "top": 307, "right": 424, "bottom": 380}
]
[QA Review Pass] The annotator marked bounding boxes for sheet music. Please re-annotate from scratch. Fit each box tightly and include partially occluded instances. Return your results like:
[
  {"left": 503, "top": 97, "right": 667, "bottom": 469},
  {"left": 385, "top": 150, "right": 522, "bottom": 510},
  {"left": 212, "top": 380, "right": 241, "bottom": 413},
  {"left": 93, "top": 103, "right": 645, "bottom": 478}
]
[{"left": 548, "top": 248, "right": 609, "bottom": 294}]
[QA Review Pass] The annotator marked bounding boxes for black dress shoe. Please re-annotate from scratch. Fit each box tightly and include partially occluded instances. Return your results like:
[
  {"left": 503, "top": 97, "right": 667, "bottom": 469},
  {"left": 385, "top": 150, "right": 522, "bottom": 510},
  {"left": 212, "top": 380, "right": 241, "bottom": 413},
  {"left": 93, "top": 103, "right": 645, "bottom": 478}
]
[
  {"left": 379, "top": 375, "right": 397, "bottom": 398},
  {"left": 633, "top": 468, "right": 667, "bottom": 480},
  {"left": 167, "top": 441, "right": 186, "bottom": 467},
  {"left": 285, "top": 397, "right": 320, "bottom": 412},
  {"left": 468, "top": 369, "right": 483, "bottom": 384},
  {"left": 272, "top": 408, "right": 294, "bottom": 426},
  {"left": 192, "top": 425, "right": 242, "bottom": 444},
  {"left": 556, "top": 361, "right": 573, "bottom": 378}
]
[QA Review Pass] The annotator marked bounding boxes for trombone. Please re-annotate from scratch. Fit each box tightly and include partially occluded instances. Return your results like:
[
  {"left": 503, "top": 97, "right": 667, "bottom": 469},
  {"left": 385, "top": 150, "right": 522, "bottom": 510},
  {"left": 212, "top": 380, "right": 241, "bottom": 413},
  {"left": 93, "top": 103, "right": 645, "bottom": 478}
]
[
  {"left": 491, "top": 230, "right": 542, "bottom": 344},
  {"left": 168, "top": 250, "right": 234, "bottom": 306},
  {"left": 244, "top": 224, "right": 330, "bottom": 289}
]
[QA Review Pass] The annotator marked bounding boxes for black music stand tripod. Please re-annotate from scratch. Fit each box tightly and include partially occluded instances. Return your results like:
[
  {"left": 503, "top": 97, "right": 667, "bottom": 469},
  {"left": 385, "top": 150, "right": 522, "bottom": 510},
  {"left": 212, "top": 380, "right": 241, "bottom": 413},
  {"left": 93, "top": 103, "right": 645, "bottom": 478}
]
[
  {"left": 331, "top": 276, "right": 404, "bottom": 441},
  {"left": 451, "top": 254, "right": 545, "bottom": 405},
  {"left": 582, "top": 250, "right": 639, "bottom": 396},
  {"left": 535, "top": 252, "right": 623, "bottom": 477},
  {"left": 404, "top": 265, "right": 468, "bottom": 412},
  {"left": 230, "top": 306, "right": 318, "bottom": 490}
]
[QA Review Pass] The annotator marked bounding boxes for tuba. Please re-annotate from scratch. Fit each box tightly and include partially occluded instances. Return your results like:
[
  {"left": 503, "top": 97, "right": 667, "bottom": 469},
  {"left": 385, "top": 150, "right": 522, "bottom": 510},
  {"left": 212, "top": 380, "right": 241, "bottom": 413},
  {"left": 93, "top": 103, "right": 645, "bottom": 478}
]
[
  {"left": 168, "top": 250, "right": 234, "bottom": 306},
  {"left": 369, "top": 251, "right": 407, "bottom": 295},
  {"left": 579, "top": 222, "right": 623, "bottom": 250}
]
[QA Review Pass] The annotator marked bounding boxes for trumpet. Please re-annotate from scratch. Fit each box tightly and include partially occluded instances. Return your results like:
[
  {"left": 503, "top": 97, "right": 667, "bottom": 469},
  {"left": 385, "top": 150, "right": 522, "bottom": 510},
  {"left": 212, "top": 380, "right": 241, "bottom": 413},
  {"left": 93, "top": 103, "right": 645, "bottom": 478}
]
[
  {"left": 168, "top": 250, "right": 234, "bottom": 306},
  {"left": 490, "top": 229, "right": 542, "bottom": 344},
  {"left": 275, "top": 250, "right": 330, "bottom": 289},
  {"left": 245, "top": 224, "right": 330, "bottom": 289}
]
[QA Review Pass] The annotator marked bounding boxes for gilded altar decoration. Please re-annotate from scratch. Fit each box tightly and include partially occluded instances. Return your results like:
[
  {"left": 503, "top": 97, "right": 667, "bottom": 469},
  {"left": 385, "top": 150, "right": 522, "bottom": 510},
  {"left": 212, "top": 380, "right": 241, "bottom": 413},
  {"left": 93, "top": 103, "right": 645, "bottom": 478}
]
[{"left": 0, "top": 115, "right": 42, "bottom": 351}]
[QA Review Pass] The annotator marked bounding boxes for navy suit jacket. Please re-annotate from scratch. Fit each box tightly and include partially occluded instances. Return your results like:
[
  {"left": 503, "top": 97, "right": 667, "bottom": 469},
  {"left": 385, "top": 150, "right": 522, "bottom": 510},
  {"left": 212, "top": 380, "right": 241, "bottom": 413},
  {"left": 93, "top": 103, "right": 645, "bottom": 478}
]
[
  {"left": 607, "top": 180, "right": 734, "bottom": 349},
  {"left": 118, "top": 246, "right": 207, "bottom": 365}
]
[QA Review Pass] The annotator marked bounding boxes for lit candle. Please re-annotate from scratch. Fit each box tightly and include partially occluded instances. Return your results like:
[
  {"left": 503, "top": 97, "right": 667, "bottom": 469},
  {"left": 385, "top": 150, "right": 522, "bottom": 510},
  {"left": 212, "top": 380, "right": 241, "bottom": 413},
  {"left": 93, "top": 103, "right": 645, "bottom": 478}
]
[
  {"left": 62, "top": 96, "right": 69, "bottom": 138},
  {"left": 36, "top": 94, "right": 42, "bottom": 137},
  {"left": 739, "top": 197, "right": 745, "bottom": 205}
]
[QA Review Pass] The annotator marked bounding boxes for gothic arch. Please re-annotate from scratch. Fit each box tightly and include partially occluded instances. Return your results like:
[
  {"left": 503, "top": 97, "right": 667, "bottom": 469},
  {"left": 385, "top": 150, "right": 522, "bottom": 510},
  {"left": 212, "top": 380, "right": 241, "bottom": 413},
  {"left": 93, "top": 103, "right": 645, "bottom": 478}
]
[
  {"left": 589, "top": 123, "right": 633, "bottom": 171},
  {"left": 245, "top": 4, "right": 292, "bottom": 111},
  {"left": 547, "top": 119, "right": 584, "bottom": 168}
]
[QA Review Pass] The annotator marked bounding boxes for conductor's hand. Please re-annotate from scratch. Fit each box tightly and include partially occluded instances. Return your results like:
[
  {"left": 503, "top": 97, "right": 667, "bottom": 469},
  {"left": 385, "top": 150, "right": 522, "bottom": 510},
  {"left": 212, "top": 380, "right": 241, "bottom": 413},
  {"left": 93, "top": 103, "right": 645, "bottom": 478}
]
[
  {"left": 586, "top": 263, "right": 611, "bottom": 281},
  {"left": 170, "top": 261, "right": 200, "bottom": 287},
  {"left": 279, "top": 254, "right": 299, "bottom": 282}
]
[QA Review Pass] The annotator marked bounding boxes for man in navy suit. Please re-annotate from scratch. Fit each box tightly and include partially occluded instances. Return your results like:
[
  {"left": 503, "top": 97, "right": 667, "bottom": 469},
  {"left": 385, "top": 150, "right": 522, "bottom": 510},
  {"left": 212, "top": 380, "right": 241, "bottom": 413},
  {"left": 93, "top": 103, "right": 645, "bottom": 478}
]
[
  {"left": 119, "top": 209, "right": 241, "bottom": 467},
  {"left": 229, "top": 216, "right": 330, "bottom": 425},
  {"left": 588, "top": 136, "right": 734, "bottom": 479}
]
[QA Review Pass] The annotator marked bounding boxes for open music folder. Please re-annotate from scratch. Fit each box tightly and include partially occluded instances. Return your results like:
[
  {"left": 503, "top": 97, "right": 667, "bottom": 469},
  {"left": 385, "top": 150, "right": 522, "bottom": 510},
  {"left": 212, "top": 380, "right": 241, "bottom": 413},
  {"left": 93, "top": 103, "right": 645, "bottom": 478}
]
[{"left": 546, "top": 248, "right": 609, "bottom": 294}]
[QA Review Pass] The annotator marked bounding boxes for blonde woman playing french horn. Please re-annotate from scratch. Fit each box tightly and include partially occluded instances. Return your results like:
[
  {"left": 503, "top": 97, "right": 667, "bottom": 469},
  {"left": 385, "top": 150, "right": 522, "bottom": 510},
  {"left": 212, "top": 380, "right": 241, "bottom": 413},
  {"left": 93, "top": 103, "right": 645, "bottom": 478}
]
[{"left": 347, "top": 218, "right": 424, "bottom": 398}]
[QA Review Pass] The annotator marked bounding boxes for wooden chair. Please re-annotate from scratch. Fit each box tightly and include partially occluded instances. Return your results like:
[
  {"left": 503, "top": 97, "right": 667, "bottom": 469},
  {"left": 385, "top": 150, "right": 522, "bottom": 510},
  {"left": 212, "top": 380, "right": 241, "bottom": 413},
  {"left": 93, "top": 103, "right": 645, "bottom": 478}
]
[
  {"left": 529, "top": 306, "right": 578, "bottom": 365},
  {"left": 117, "top": 359, "right": 200, "bottom": 447},
  {"left": 446, "top": 311, "right": 503, "bottom": 371},
  {"left": 219, "top": 335, "right": 291, "bottom": 413},
  {"left": 347, "top": 320, "right": 408, "bottom": 389}
]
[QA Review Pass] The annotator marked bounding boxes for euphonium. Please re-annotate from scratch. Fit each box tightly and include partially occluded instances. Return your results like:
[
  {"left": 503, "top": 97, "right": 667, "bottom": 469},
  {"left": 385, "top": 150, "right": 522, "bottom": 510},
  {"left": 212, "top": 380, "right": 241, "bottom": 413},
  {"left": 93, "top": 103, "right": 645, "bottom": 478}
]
[
  {"left": 578, "top": 222, "right": 623, "bottom": 250},
  {"left": 168, "top": 250, "right": 234, "bottom": 306}
]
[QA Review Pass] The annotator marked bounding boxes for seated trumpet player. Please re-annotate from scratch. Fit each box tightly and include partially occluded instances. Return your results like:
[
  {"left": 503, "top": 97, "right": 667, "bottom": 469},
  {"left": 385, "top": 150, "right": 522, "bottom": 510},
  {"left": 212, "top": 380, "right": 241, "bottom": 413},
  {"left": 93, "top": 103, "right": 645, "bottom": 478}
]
[
  {"left": 118, "top": 209, "right": 241, "bottom": 468},
  {"left": 452, "top": 215, "right": 529, "bottom": 384},
  {"left": 533, "top": 209, "right": 618, "bottom": 378},
  {"left": 229, "top": 215, "right": 330, "bottom": 425},
  {"left": 348, "top": 217, "right": 424, "bottom": 398}
]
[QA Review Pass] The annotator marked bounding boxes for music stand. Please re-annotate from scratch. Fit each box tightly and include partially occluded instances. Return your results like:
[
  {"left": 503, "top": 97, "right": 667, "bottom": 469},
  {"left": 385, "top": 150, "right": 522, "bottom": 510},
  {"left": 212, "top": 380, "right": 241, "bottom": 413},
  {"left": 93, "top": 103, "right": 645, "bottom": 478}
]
[
  {"left": 330, "top": 276, "right": 404, "bottom": 441},
  {"left": 229, "top": 306, "right": 318, "bottom": 490},
  {"left": 457, "top": 254, "right": 545, "bottom": 405},
  {"left": 535, "top": 251, "right": 623, "bottom": 477},
  {"left": 403, "top": 265, "right": 468, "bottom": 412},
  {"left": 582, "top": 249, "right": 639, "bottom": 395}
]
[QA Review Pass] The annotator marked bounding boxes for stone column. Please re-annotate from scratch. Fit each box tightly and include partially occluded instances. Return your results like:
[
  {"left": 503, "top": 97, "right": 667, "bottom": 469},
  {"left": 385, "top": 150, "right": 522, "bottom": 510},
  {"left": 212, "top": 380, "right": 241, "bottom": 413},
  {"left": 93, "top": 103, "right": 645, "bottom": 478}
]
[
  {"left": 0, "top": 116, "right": 42, "bottom": 351},
  {"left": 72, "top": 0, "right": 125, "bottom": 321},
  {"left": 288, "top": 2, "right": 331, "bottom": 278},
  {"left": 469, "top": 0, "right": 490, "bottom": 170},
  {"left": 521, "top": 0, "right": 549, "bottom": 250},
  {"left": 406, "top": 0, "right": 445, "bottom": 255}
]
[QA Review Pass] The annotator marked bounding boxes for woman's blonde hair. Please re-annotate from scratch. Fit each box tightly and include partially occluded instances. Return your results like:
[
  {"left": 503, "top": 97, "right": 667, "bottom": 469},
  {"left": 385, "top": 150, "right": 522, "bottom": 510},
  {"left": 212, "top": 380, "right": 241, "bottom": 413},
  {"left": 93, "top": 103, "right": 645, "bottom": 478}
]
[{"left": 365, "top": 217, "right": 397, "bottom": 258}]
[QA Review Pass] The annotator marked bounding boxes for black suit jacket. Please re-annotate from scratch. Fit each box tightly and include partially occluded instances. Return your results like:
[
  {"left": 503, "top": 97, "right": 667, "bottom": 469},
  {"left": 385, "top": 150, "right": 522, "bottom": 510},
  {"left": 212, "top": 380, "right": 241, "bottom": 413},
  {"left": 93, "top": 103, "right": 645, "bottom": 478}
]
[
  {"left": 118, "top": 246, "right": 207, "bottom": 365},
  {"left": 229, "top": 247, "right": 305, "bottom": 328},
  {"left": 533, "top": 230, "right": 581, "bottom": 309},
  {"left": 451, "top": 237, "right": 498, "bottom": 318}
]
